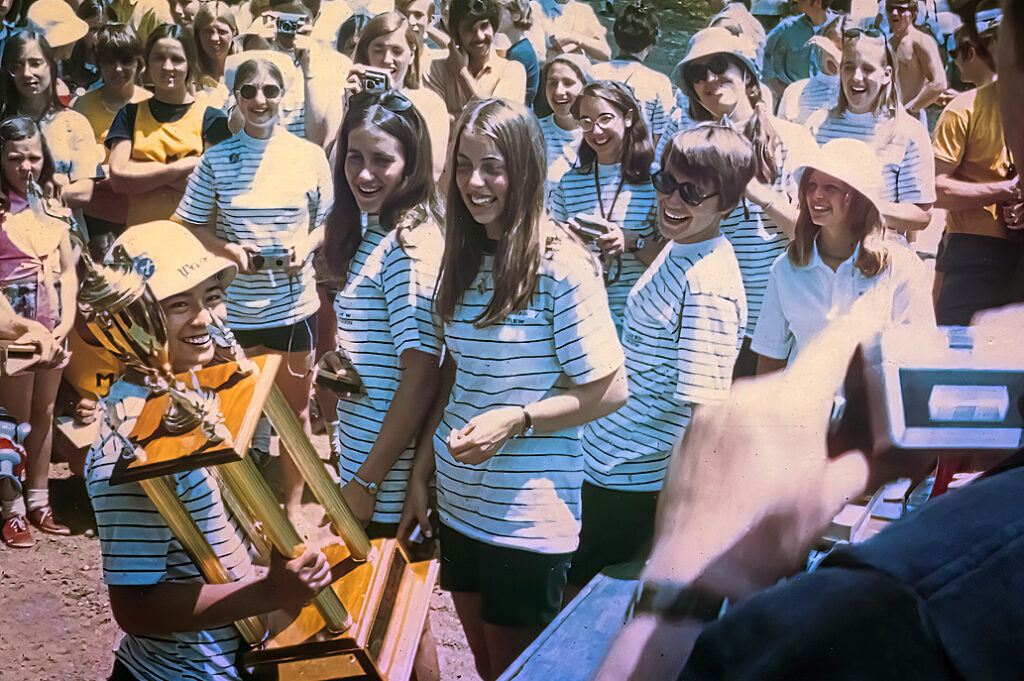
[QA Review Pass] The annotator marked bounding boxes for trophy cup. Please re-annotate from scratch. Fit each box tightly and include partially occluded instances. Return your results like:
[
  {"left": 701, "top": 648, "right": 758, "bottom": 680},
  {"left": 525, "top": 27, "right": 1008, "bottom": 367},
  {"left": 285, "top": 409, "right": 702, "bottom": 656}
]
[{"left": 58, "top": 183, "right": 435, "bottom": 678}]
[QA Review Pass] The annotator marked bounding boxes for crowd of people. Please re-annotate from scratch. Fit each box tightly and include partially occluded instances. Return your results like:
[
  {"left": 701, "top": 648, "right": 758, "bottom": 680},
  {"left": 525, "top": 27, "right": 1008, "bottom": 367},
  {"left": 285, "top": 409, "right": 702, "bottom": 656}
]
[{"left": 0, "top": 0, "right": 1020, "bottom": 679}]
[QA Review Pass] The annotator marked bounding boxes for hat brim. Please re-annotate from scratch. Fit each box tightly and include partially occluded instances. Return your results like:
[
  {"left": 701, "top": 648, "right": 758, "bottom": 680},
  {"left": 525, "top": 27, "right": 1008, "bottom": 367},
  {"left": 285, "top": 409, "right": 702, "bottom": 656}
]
[
  {"left": 672, "top": 49, "right": 760, "bottom": 110},
  {"left": 793, "top": 162, "right": 885, "bottom": 218},
  {"left": 149, "top": 258, "right": 237, "bottom": 301}
]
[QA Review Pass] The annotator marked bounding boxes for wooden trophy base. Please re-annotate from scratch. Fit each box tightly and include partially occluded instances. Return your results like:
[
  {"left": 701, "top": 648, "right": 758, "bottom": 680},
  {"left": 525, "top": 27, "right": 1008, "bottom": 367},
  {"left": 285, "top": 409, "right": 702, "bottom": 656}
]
[{"left": 247, "top": 538, "right": 439, "bottom": 681}]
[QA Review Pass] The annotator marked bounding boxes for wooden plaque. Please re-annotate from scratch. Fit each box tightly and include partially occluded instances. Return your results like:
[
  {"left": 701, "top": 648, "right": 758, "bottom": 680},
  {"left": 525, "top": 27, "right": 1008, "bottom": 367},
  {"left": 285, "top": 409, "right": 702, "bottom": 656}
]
[{"left": 112, "top": 355, "right": 279, "bottom": 484}]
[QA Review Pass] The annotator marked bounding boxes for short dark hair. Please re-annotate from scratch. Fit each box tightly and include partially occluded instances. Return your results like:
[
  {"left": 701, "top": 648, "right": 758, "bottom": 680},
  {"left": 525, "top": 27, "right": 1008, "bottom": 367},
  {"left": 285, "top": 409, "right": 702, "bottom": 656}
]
[
  {"left": 95, "top": 23, "right": 144, "bottom": 64},
  {"left": 268, "top": 0, "right": 320, "bottom": 17},
  {"left": 450, "top": 0, "right": 501, "bottom": 46},
  {"left": 0, "top": 116, "right": 57, "bottom": 197},
  {"left": 144, "top": 23, "right": 201, "bottom": 86},
  {"left": 337, "top": 12, "right": 371, "bottom": 53},
  {"left": 660, "top": 124, "right": 755, "bottom": 214},
  {"left": 613, "top": 1, "right": 658, "bottom": 53}
]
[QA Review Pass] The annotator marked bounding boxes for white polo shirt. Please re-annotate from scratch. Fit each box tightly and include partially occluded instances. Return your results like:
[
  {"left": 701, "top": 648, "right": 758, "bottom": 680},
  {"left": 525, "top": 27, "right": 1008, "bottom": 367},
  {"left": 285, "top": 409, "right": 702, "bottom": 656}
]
[
  {"left": 751, "top": 240, "right": 934, "bottom": 362},
  {"left": 434, "top": 225, "right": 624, "bottom": 554}
]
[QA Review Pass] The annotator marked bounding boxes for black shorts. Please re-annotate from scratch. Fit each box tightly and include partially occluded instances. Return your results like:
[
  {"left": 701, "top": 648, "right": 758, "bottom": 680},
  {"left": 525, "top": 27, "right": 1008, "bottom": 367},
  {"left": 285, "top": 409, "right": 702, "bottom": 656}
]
[
  {"left": 108, "top": 660, "right": 142, "bottom": 681},
  {"left": 935, "top": 234, "right": 1024, "bottom": 326},
  {"left": 233, "top": 314, "right": 318, "bottom": 353},
  {"left": 439, "top": 523, "right": 572, "bottom": 627},
  {"left": 567, "top": 482, "right": 659, "bottom": 587}
]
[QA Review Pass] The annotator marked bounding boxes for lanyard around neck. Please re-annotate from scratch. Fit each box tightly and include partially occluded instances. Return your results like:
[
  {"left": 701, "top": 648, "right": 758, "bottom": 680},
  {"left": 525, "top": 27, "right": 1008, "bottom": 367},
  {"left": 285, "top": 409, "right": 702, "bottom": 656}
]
[{"left": 594, "top": 165, "right": 625, "bottom": 222}]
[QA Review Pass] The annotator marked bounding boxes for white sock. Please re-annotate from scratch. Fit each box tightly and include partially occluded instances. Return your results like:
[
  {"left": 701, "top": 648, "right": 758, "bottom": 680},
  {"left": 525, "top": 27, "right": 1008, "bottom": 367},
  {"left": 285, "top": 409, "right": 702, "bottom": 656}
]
[
  {"left": 25, "top": 488, "right": 49, "bottom": 513},
  {"left": 2, "top": 496, "right": 27, "bottom": 519}
]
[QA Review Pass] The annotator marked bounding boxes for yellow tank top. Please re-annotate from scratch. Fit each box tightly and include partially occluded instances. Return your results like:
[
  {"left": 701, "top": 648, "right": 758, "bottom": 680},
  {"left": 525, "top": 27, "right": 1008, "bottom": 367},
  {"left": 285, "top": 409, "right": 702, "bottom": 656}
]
[
  {"left": 63, "top": 327, "right": 123, "bottom": 400},
  {"left": 127, "top": 100, "right": 206, "bottom": 226}
]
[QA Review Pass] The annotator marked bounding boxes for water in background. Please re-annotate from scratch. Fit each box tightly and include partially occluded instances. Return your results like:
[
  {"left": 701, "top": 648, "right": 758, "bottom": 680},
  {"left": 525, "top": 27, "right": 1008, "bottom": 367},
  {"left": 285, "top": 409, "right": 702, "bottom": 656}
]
[{"left": 581, "top": 0, "right": 712, "bottom": 76}]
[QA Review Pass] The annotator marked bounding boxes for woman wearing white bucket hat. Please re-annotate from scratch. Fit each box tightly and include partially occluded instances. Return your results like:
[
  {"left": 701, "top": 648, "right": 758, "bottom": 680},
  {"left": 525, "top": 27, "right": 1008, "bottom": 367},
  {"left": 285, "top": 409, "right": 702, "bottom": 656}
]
[
  {"left": 673, "top": 25, "right": 817, "bottom": 377},
  {"left": 751, "top": 138, "right": 934, "bottom": 371}
]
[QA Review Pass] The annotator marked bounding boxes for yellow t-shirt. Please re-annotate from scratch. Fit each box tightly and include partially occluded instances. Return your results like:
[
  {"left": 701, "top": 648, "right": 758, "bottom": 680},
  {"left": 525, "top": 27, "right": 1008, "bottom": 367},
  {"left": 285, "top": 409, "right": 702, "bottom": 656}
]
[
  {"left": 63, "top": 327, "right": 123, "bottom": 401},
  {"left": 72, "top": 87, "right": 152, "bottom": 163},
  {"left": 933, "top": 82, "right": 1014, "bottom": 239}
]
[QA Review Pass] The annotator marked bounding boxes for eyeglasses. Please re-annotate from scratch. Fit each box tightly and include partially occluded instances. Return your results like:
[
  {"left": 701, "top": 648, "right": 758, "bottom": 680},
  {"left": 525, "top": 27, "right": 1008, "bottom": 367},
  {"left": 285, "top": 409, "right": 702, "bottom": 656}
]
[
  {"left": 683, "top": 54, "right": 732, "bottom": 85},
  {"left": 578, "top": 112, "right": 617, "bottom": 132},
  {"left": 652, "top": 170, "right": 718, "bottom": 207},
  {"left": 349, "top": 89, "right": 414, "bottom": 113},
  {"left": 951, "top": 0, "right": 999, "bottom": 63},
  {"left": 238, "top": 83, "right": 282, "bottom": 99},
  {"left": 885, "top": 4, "right": 913, "bottom": 14},
  {"left": 842, "top": 27, "right": 885, "bottom": 40}
]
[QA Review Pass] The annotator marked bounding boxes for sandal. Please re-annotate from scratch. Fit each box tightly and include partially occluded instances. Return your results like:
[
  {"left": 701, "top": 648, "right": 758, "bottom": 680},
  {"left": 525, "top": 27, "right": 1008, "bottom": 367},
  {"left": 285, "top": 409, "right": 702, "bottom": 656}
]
[
  {"left": 27, "top": 506, "right": 71, "bottom": 536},
  {"left": 2, "top": 514, "right": 34, "bottom": 548}
]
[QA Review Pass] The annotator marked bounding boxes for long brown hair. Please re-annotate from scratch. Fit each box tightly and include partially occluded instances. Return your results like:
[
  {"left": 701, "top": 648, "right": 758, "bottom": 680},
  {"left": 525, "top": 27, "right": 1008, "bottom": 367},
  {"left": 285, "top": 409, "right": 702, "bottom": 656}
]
[
  {"left": 787, "top": 170, "right": 889, "bottom": 278},
  {"left": 685, "top": 53, "right": 779, "bottom": 186},
  {"left": 571, "top": 80, "right": 653, "bottom": 184},
  {"left": 325, "top": 91, "right": 435, "bottom": 279},
  {"left": 434, "top": 98, "right": 546, "bottom": 327}
]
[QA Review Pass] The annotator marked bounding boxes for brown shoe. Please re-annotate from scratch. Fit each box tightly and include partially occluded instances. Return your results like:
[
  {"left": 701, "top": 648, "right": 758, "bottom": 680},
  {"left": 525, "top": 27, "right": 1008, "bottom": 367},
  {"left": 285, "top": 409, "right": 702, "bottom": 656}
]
[
  {"left": 27, "top": 506, "right": 71, "bottom": 536},
  {"left": 2, "top": 514, "right": 34, "bottom": 548}
]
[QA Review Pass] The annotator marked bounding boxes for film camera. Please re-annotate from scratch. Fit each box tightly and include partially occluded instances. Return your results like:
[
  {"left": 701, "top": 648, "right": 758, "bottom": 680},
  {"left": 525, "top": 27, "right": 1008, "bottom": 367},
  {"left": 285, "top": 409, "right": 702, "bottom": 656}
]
[
  {"left": 268, "top": 11, "right": 309, "bottom": 35},
  {"left": 250, "top": 244, "right": 293, "bottom": 271},
  {"left": 358, "top": 66, "right": 391, "bottom": 94}
]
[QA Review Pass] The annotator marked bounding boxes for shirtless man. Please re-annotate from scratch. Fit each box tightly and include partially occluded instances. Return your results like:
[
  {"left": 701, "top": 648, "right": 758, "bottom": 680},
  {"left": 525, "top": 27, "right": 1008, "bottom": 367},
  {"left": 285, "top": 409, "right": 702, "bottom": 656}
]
[{"left": 886, "top": 0, "right": 946, "bottom": 123}]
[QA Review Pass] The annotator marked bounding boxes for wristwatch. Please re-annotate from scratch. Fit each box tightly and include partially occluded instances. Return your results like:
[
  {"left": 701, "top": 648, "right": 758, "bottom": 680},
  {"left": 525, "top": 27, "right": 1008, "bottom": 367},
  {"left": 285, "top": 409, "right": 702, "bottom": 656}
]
[
  {"left": 519, "top": 406, "right": 535, "bottom": 437},
  {"left": 632, "top": 581, "right": 725, "bottom": 622},
  {"left": 628, "top": 236, "right": 646, "bottom": 253},
  {"left": 351, "top": 473, "right": 379, "bottom": 495}
]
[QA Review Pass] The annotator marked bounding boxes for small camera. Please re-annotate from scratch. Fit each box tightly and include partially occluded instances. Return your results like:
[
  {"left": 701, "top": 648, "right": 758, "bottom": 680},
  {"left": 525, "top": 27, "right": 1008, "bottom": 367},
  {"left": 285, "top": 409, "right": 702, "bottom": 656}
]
[
  {"left": 359, "top": 66, "right": 391, "bottom": 94},
  {"left": 315, "top": 355, "right": 366, "bottom": 398},
  {"left": 250, "top": 244, "right": 293, "bottom": 271},
  {"left": 568, "top": 215, "right": 610, "bottom": 244},
  {"left": 270, "top": 11, "right": 308, "bottom": 35}
]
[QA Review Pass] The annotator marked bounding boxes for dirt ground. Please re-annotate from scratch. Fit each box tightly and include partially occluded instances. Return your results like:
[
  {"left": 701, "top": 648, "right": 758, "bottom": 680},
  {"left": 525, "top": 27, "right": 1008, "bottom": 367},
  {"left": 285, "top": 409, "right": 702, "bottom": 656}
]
[{"left": 0, "top": 456, "right": 482, "bottom": 681}]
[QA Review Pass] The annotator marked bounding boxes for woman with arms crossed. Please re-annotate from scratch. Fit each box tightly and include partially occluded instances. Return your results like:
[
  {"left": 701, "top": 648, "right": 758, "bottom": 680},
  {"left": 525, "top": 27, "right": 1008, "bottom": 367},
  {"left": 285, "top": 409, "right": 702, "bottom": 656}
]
[{"left": 400, "top": 97, "right": 628, "bottom": 681}]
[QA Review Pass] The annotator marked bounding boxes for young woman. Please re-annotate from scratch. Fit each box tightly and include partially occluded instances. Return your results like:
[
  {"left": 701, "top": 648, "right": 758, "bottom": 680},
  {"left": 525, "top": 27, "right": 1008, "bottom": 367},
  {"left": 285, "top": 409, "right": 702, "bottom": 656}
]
[
  {"left": 0, "top": 30, "right": 104, "bottom": 211},
  {"left": 752, "top": 138, "right": 934, "bottom": 369},
  {"left": 550, "top": 79, "right": 657, "bottom": 331},
  {"left": 193, "top": 2, "right": 238, "bottom": 98},
  {"left": 537, "top": 53, "right": 587, "bottom": 193},
  {"left": 674, "top": 26, "right": 816, "bottom": 376},
  {"left": 106, "top": 23, "right": 231, "bottom": 227},
  {"left": 320, "top": 89, "right": 442, "bottom": 532},
  {"left": 351, "top": 12, "right": 449, "bottom": 180},
  {"left": 805, "top": 29, "right": 935, "bottom": 236},
  {"left": 176, "top": 57, "right": 333, "bottom": 516},
  {"left": 571, "top": 124, "right": 754, "bottom": 591},
  {"left": 0, "top": 117, "right": 77, "bottom": 546},
  {"left": 65, "top": 0, "right": 115, "bottom": 95},
  {"left": 400, "top": 97, "right": 627, "bottom": 681},
  {"left": 72, "top": 24, "right": 152, "bottom": 253}
]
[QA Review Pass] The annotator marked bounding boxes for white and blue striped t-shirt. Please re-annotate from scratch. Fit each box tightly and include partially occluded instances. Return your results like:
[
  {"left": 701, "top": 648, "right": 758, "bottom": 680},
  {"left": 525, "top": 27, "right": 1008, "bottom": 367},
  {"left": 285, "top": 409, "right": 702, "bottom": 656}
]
[
  {"left": 720, "top": 117, "right": 816, "bottom": 337},
  {"left": 550, "top": 161, "right": 658, "bottom": 329},
  {"left": 776, "top": 75, "right": 840, "bottom": 125},
  {"left": 85, "top": 379, "right": 253, "bottom": 681},
  {"left": 589, "top": 59, "right": 676, "bottom": 140},
  {"left": 434, "top": 226, "right": 625, "bottom": 554},
  {"left": 653, "top": 101, "right": 698, "bottom": 165},
  {"left": 176, "top": 128, "right": 333, "bottom": 329},
  {"left": 582, "top": 236, "right": 746, "bottom": 492},
  {"left": 538, "top": 114, "right": 583, "bottom": 196},
  {"left": 333, "top": 215, "right": 444, "bottom": 524},
  {"left": 807, "top": 109, "right": 937, "bottom": 205}
]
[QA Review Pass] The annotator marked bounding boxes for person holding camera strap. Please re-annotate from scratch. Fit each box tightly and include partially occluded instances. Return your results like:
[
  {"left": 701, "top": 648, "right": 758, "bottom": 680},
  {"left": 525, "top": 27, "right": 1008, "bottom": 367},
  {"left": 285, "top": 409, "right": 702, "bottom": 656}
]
[
  {"left": 550, "top": 80, "right": 659, "bottom": 333},
  {"left": 176, "top": 57, "right": 333, "bottom": 517}
]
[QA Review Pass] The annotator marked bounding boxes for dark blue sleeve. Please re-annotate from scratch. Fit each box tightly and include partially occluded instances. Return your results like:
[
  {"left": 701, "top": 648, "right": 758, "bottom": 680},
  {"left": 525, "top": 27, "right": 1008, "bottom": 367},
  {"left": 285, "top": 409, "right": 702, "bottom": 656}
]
[
  {"left": 105, "top": 103, "right": 138, "bottom": 148},
  {"left": 201, "top": 107, "right": 231, "bottom": 148}
]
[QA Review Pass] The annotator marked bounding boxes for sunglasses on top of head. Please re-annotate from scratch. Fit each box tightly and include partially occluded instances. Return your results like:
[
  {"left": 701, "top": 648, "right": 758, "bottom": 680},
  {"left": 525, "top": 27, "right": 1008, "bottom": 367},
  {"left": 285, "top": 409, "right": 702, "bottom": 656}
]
[
  {"left": 683, "top": 54, "right": 733, "bottom": 85},
  {"left": 652, "top": 170, "right": 718, "bottom": 207},
  {"left": 238, "top": 83, "right": 282, "bottom": 99}
]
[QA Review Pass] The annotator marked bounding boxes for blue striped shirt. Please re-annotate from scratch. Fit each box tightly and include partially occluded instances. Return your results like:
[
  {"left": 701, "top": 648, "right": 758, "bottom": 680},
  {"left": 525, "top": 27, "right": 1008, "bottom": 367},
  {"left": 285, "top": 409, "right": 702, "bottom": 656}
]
[
  {"left": 86, "top": 379, "right": 253, "bottom": 681},
  {"left": 434, "top": 225, "right": 625, "bottom": 553},
  {"left": 334, "top": 215, "right": 444, "bottom": 524},
  {"left": 550, "top": 161, "right": 658, "bottom": 329},
  {"left": 538, "top": 114, "right": 583, "bottom": 196},
  {"left": 808, "top": 109, "right": 937, "bottom": 204},
  {"left": 583, "top": 236, "right": 746, "bottom": 491},
  {"left": 176, "top": 128, "right": 333, "bottom": 329},
  {"left": 776, "top": 75, "right": 840, "bottom": 125}
]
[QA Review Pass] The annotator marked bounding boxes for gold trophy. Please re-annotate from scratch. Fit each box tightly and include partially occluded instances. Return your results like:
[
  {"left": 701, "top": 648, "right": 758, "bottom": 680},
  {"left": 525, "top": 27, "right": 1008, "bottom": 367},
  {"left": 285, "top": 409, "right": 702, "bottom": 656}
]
[{"left": 60, "top": 179, "right": 435, "bottom": 678}]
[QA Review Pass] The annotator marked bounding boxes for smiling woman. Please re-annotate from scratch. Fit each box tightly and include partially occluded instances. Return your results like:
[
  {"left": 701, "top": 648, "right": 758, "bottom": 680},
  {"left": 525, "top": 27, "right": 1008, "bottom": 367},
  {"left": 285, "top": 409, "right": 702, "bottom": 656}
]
[{"left": 175, "top": 57, "right": 334, "bottom": 516}]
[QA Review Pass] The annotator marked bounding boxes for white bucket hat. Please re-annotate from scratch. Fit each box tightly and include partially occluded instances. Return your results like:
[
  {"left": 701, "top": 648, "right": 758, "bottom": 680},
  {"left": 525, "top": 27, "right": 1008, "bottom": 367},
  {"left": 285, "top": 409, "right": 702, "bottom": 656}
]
[
  {"left": 26, "top": 0, "right": 89, "bottom": 49},
  {"left": 672, "top": 26, "right": 761, "bottom": 104},
  {"left": 795, "top": 138, "right": 886, "bottom": 215},
  {"left": 108, "top": 221, "right": 237, "bottom": 301}
]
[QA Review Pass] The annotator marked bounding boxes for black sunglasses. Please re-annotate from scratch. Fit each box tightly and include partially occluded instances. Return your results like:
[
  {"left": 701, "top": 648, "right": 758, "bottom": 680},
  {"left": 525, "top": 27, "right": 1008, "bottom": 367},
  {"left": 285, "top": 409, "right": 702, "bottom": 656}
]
[
  {"left": 238, "top": 83, "right": 281, "bottom": 99},
  {"left": 843, "top": 27, "right": 885, "bottom": 40},
  {"left": 683, "top": 54, "right": 732, "bottom": 85},
  {"left": 950, "top": 0, "right": 1000, "bottom": 63},
  {"left": 652, "top": 170, "right": 718, "bottom": 207},
  {"left": 349, "top": 89, "right": 414, "bottom": 113}
]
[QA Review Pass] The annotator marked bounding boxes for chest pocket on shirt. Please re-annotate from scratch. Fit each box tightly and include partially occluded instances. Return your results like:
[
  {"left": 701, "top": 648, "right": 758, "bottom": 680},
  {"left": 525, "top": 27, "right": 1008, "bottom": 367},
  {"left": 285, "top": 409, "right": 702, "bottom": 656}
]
[{"left": 624, "top": 296, "right": 682, "bottom": 371}]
